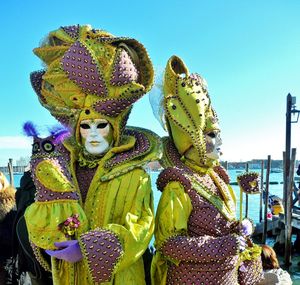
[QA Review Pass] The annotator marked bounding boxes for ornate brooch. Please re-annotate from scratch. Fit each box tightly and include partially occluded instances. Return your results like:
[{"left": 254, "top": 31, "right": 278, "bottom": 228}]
[{"left": 58, "top": 214, "right": 80, "bottom": 239}]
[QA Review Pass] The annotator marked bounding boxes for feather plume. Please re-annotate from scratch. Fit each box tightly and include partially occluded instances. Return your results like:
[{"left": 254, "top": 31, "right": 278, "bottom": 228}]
[
  {"left": 23, "top": 121, "right": 39, "bottom": 137},
  {"left": 49, "top": 125, "right": 71, "bottom": 144}
]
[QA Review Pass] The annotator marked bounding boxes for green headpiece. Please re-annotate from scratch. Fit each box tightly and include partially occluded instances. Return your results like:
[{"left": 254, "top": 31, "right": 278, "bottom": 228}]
[
  {"left": 30, "top": 24, "right": 154, "bottom": 146},
  {"left": 163, "top": 55, "right": 219, "bottom": 165}
]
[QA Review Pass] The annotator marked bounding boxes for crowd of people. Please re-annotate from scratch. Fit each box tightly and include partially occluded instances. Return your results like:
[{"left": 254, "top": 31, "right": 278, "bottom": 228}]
[{"left": 0, "top": 24, "right": 294, "bottom": 285}]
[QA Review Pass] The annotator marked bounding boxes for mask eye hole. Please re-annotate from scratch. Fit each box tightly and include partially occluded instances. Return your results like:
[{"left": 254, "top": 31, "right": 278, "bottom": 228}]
[
  {"left": 80, "top": 123, "right": 90, "bottom": 129},
  {"left": 42, "top": 140, "right": 54, "bottom": 153},
  {"left": 207, "top": 132, "right": 216, "bottom": 138},
  {"left": 97, "top": 123, "right": 108, "bottom": 129},
  {"left": 32, "top": 142, "right": 40, "bottom": 153}
]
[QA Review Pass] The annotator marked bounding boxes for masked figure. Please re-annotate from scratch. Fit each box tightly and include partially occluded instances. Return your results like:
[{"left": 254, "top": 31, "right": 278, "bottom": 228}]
[
  {"left": 151, "top": 56, "right": 263, "bottom": 285},
  {"left": 24, "top": 25, "right": 161, "bottom": 285}
]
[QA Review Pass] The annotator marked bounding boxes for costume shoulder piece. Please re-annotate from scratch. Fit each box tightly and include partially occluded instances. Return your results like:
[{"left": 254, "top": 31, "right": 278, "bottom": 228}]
[
  {"left": 213, "top": 165, "right": 230, "bottom": 184},
  {"left": 156, "top": 167, "right": 192, "bottom": 192},
  {"left": 101, "top": 126, "right": 162, "bottom": 181}
]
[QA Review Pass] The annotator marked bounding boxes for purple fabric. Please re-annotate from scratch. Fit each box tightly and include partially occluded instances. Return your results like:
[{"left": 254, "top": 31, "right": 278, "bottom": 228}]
[
  {"left": 61, "top": 25, "right": 79, "bottom": 39},
  {"left": 156, "top": 160, "right": 244, "bottom": 283},
  {"left": 46, "top": 240, "right": 83, "bottom": 263},
  {"left": 105, "top": 129, "right": 151, "bottom": 168},
  {"left": 156, "top": 167, "right": 191, "bottom": 192},
  {"left": 213, "top": 165, "right": 230, "bottom": 184},
  {"left": 80, "top": 229, "right": 123, "bottom": 283},
  {"left": 161, "top": 234, "right": 238, "bottom": 263},
  {"left": 61, "top": 41, "right": 107, "bottom": 96},
  {"left": 187, "top": 190, "right": 237, "bottom": 237},
  {"left": 75, "top": 163, "right": 97, "bottom": 203},
  {"left": 30, "top": 70, "right": 46, "bottom": 103},
  {"left": 93, "top": 96, "right": 139, "bottom": 117},
  {"left": 166, "top": 262, "right": 239, "bottom": 285},
  {"left": 110, "top": 48, "right": 138, "bottom": 86},
  {"left": 30, "top": 143, "right": 78, "bottom": 202},
  {"left": 238, "top": 258, "right": 264, "bottom": 285},
  {"left": 35, "top": 188, "right": 79, "bottom": 202},
  {"left": 163, "top": 138, "right": 193, "bottom": 175},
  {"left": 237, "top": 173, "right": 260, "bottom": 194}
]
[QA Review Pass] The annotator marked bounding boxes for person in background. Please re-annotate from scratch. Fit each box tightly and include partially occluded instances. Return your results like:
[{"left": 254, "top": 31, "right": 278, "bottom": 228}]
[
  {"left": 258, "top": 244, "right": 292, "bottom": 285},
  {"left": 10, "top": 166, "right": 53, "bottom": 285},
  {"left": 0, "top": 172, "right": 16, "bottom": 284}
]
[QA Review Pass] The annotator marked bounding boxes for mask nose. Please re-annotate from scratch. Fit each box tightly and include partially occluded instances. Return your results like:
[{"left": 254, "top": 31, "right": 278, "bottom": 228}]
[{"left": 89, "top": 125, "right": 99, "bottom": 137}]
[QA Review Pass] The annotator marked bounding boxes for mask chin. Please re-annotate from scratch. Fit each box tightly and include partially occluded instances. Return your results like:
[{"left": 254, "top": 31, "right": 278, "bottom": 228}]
[
  {"left": 84, "top": 139, "right": 110, "bottom": 155},
  {"left": 206, "top": 152, "right": 220, "bottom": 160}
]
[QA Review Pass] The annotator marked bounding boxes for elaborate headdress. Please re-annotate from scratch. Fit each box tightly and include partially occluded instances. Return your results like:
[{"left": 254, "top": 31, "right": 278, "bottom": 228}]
[
  {"left": 30, "top": 25, "right": 154, "bottom": 146},
  {"left": 162, "top": 55, "right": 219, "bottom": 164}
]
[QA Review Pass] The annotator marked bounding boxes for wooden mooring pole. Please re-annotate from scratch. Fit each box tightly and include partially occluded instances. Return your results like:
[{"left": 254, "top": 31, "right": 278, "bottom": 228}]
[
  {"left": 7, "top": 158, "right": 14, "bottom": 188},
  {"left": 259, "top": 160, "right": 264, "bottom": 223},
  {"left": 285, "top": 148, "right": 296, "bottom": 266},
  {"left": 283, "top": 93, "right": 294, "bottom": 266},
  {"left": 245, "top": 163, "right": 249, "bottom": 218},
  {"left": 262, "top": 155, "right": 271, "bottom": 244}
]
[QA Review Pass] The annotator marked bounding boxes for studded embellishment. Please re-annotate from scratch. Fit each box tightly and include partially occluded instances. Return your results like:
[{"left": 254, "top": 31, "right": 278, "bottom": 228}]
[
  {"left": 61, "top": 41, "right": 107, "bottom": 96},
  {"left": 80, "top": 229, "right": 123, "bottom": 283},
  {"left": 61, "top": 25, "right": 80, "bottom": 39},
  {"left": 238, "top": 257, "right": 263, "bottom": 285},
  {"left": 161, "top": 234, "right": 238, "bottom": 264},
  {"left": 164, "top": 138, "right": 193, "bottom": 175},
  {"left": 157, "top": 167, "right": 191, "bottom": 192},
  {"left": 30, "top": 70, "right": 46, "bottom": 103},
  {"left": 35, "top": 188, "right": 79, "bottom": 202},
  {"left": 237, "top": 172, "right": 260, "bottom": 194},
  {"left": 110, "top": 48, "right": 139, "bottom": 86},
  {"left": 93, "top": 96, "right": 139, "bottom": 118},
  {"left": 213, "top": 165, "right": 230, "bottom": 184},
  {"left": 105, "top": 129, "right": 151, "bottom": 168}
]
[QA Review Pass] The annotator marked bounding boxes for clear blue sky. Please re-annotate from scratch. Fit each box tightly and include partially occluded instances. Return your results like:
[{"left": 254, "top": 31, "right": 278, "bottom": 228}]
[{"left": 1, "top": 0, "right": 300, "bottom": 165}]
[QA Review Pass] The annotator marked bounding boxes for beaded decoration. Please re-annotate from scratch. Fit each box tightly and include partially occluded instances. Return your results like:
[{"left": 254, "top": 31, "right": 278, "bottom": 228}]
[
  {"left": 30, "top": 25, "right": 154, "bottom": 146},
  {"left": 23, "top": 122, "right": 78, "bottom": 202},
  {"left": 162, "top": 55, "right": 219, "bottom": 165},
  {"left": 79, "top": 229, "right": 123, "bottom": 283},
  {"left": 105, "top": 128, "right": 151, "bottom": 169},
  {"left": 237, "top": 172, "right": 261, "bottom": 194}
]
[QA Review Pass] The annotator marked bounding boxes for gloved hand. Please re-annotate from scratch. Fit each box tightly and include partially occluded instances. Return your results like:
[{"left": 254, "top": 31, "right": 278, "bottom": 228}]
[
  {"left": 237, "top": 235, "right": 247, "bottom": 252},
  {"left": 45, "top": 240, "right": 83, "bottom": 263},
  {"left": 241, "top": 219, "right": 253, "bottom": 237}
]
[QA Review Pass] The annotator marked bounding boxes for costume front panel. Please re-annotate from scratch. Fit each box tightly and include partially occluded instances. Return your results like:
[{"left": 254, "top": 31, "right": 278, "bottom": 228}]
[{"left": 25, "top": 128, "right": 160, "bottom": 285}]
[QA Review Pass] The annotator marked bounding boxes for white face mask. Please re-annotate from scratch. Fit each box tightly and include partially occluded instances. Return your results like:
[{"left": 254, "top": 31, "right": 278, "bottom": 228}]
[
  {"left": 205, "top": 131, "right": 222, "bottom": 160},
  {"left": 79, "top": 119, "right": 113, "bottom": 155}
]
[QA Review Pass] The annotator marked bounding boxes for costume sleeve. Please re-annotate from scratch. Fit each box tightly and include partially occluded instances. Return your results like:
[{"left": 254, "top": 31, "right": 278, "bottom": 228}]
[
  {"left": 78, "top": 169, "right": 154, "bottom": 283},
  {"left": 24, "top": 200, "right": 88, "bottom": 271},
  {"left": 155, "top": 181, "right": 239, "bottom": 264}
]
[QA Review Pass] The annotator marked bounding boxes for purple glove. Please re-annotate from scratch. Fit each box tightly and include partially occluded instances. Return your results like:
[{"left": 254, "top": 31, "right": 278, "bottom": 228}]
[
  {"left": 237, "top": 235, "right": 247, "bottom": 252},
  {"left": 45, "top": 240, "right": 83, "bottom": 263},
  {"left": 241, "top": 219, "right": 253, "bottom": 237}
]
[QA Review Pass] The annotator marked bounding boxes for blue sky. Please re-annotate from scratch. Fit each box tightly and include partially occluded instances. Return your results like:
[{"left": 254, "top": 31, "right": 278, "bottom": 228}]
[{"left": 1, "top": 0, "right": 300, "bottom": 165}]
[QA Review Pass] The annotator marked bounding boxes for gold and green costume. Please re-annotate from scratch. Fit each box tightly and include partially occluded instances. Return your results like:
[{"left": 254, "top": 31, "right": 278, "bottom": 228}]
[
  {"left": 24, "top": 25, "right": 161, "bottom": 285},
  {"left": 151, "top": 56, "right": 263, "bottom": 285}
]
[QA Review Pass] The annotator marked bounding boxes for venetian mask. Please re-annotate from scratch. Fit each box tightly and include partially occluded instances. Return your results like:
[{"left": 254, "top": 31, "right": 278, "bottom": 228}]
[
  {"left": 79, "top": 119, "right": 113, "bottom": 155},
  {"left": 205, "top": 131, "right": 222, "bottom": 160}
]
